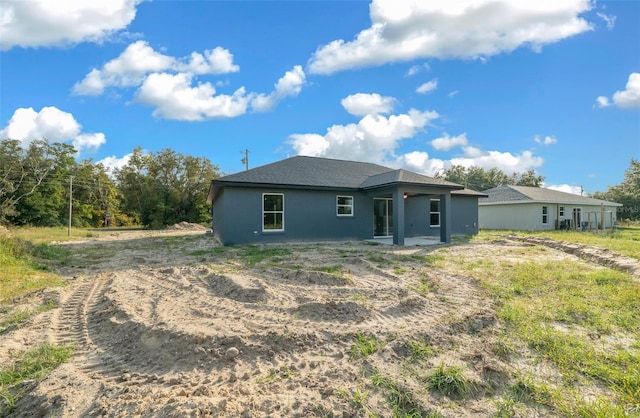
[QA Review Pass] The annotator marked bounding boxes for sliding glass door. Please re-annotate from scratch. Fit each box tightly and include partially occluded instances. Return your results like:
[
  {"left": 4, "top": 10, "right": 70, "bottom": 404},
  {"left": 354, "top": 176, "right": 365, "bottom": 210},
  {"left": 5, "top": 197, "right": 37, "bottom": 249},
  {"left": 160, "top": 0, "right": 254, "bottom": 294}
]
[{"left": 373, "top": 198, "right": 393, "bottom": 237}]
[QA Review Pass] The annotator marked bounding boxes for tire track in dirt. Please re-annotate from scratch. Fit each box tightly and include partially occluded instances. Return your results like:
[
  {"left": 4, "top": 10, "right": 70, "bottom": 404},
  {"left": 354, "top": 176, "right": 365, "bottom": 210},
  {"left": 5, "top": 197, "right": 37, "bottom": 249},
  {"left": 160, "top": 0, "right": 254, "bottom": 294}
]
[{"left": 509, "top": 235, "right": 640, "bottom": 278}]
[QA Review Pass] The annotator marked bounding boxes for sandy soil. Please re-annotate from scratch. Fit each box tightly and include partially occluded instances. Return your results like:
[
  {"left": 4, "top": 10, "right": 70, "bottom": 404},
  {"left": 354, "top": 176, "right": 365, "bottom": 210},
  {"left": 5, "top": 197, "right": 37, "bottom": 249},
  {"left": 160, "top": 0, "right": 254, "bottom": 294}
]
[{"left": 1, "top": 227, "right": 634, "bottom": 417}]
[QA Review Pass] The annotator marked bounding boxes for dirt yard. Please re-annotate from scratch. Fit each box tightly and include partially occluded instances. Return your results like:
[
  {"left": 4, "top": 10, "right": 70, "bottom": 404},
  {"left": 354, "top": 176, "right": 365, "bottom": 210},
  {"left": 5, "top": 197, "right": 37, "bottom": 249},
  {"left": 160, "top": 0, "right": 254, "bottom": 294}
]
[{"left": 1, "top": 227, "right": 636, "bottom": 417}]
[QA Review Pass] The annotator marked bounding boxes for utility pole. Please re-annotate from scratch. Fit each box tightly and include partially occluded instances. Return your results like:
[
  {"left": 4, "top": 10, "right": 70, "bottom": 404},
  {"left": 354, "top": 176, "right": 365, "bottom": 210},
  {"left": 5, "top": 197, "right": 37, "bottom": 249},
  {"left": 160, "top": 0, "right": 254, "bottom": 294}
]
[
  {"left": 68, "top": 176, "right": 73, "bottom": 237},
  {"left": 240, "top": 149, "right": 249, "bottom": 171}
]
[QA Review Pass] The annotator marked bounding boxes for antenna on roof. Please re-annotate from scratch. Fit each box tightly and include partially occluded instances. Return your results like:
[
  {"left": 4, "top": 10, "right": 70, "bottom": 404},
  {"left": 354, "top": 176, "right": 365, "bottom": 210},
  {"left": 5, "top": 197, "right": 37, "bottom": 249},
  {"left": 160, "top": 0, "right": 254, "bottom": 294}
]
[
  {"left": 580, "top": 185, "right": 584, "bottom": 196},
  {"left": 240, "top": 149, "right": 249, "bottom": 171}
]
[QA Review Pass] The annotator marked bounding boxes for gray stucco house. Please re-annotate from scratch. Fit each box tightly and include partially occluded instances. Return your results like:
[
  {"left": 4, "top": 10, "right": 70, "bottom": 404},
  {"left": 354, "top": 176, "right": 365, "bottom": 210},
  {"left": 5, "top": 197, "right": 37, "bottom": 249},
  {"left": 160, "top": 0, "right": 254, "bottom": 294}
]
[
  {"left": 207, "top": 156, "right": 485, "bottom": 245},
  {"left": 479, "top": 185, "right": 622, "bottom": 231}
]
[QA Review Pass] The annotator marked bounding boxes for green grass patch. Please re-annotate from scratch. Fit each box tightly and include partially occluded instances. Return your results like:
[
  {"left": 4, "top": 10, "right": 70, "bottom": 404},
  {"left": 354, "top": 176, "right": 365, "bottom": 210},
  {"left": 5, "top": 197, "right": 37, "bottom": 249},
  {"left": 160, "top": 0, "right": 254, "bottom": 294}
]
[
  {"left": 188, "top": 246, "right": 228, "bottom": 256},
  {"left": 0, "top": 234, "right": 66, "bottom": 303},
  {"left": 409, "top": 253, "right": 444, "bottom": 266},
  {"left": 445, "top": 251, "right": 640, "bottom": 414},
  {"left": 238, "top": 246, "right": 292, "bottom": 267},
  {"left": 488, "top": 225, "right": 640, "bottom": 260},
  {"left": 0, "top": 342, "right": 73, "bottom": 414},
  {"left": 409, "top": 274, "right": 437, "bottom": 296},
  {"left": 406, "top": 337, "right": 435, "bottom": 363},
  {"left": 369, "top": 368, "right": 426, "bottom": 417},
  {"left": 0, "top": 300, "right": 56, "bottom": 334},
  {"left": 349, "top": 333, "right": 384, "bottom": 360},
  {"left": 316, "top": 265, "right": 344, "bottom": 275},
  {"left": 425, "top": 363, "right": 476, "bottom": 398}
]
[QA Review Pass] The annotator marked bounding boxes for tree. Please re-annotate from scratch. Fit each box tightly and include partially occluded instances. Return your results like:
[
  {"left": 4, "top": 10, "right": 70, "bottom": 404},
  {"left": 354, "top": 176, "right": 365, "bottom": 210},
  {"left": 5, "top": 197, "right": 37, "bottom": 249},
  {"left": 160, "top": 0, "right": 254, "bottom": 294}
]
[
  {"left": 436, "top": 165, "right": 543, "bottom": 191},
  {"left": 0, "top": 139, "right": 76, "bottom": 226},
  {"left": 593, "top": 159, "right": 640, "bottom": 220},
  {"left": 512, "top": 170, "right": 545, "bottom": 187},
  {"left": 69, "top": 160, "right": 121, "bottom": 227},
  {"left": 115, "top": 147, "right": 219, "bottom": 228}
]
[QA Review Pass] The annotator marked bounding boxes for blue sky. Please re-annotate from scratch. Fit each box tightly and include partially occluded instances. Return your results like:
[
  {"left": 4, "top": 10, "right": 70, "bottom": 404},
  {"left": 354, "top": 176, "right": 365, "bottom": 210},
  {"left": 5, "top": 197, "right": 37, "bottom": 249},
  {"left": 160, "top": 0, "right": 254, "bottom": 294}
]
[{"left": 1, "top": 0, "right": 638, "bottom": 195}]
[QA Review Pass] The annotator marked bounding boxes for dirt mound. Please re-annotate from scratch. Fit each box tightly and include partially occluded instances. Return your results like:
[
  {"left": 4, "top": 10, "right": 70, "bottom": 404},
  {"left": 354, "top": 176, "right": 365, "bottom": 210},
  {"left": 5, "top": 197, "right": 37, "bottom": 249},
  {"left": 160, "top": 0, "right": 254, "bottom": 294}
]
[{"left": 165, "top": 221, "right": 208, "bottom": 231}]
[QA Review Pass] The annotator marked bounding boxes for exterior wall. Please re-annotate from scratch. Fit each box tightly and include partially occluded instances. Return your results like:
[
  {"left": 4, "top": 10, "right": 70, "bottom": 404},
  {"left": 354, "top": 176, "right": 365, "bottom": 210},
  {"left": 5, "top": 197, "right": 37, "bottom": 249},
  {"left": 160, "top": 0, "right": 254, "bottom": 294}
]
[
  {"left": 451, "top": 195, "right": 480, "bottom": 235},
  {"left": 479, "top": 203, "right": 619, "bottom": 230},
  {"left": 213, "top": 187, "right": 374, "bottom": 245},
  {"left": 214, "top": 187, "right": 482, "bottom": 245},
  {"left": 404, "top": 196, "right": 430, "bottom": 237},
  {"left": 405, "top": 195, "right": 480, "bottom": 237}
]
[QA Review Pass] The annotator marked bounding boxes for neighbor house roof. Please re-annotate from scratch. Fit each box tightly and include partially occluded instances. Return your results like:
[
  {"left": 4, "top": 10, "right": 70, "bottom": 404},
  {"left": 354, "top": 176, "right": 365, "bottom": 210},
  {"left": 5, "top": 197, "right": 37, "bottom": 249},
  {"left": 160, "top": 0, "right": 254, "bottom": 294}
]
[
  {"left": 479, "top": 185, "right": 621, "bottom": 206},
  {"left": 208, "top": 156, "right": 464, "bottom": 203}
]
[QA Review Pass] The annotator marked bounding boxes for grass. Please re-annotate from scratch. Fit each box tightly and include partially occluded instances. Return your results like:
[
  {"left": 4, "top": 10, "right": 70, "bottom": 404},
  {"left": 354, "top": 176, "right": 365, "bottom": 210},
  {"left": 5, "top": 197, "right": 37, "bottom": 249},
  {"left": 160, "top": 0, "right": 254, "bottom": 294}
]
[
  {"left": 0, "top": 300, "right": 57, "bottom": 335},
  {"left": 349, "top": 333, "right": 384, "bottom": 360},
  {"left": 0, "top": 234, "right": 66, "bottom": 303},
  {"left": 256, "top": 365, "right": 297, "bottom": 384},
  {"left": 483, "top": 225, "right": 640, "bottom": 260},
  {"left": 406, "top": 337, "right": 435, "bottom": 363},
  {"left": 316, "top": 265, "right": 344, "bottom": 275},
  {"left": 189, "top": 245, "right": 293, "bottom": 267},
  {"left": 369, "top": 368, "right": 426, "bottom": 417},
  {"left": 0, "top": 342, "right": 73, "bottom": 415},
  {"left": 425, "top": 363, "right": 476, "bottom": 398},
  {"left": 439, "top": 241, "right": 640, "bottom": 415},
  {"left": 409, "top": 274, "right": 436, "bottom": 296}
]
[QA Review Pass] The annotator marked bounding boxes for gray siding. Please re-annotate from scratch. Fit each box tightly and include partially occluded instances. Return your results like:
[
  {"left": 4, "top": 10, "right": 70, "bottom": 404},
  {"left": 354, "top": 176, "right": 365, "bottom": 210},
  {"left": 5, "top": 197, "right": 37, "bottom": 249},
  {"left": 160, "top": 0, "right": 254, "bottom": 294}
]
[
  {"left": 451, "top": 195, "right": 480, "bottom": 235},
  {"left": 213, "top": 188, "right": 374, "bottom": 245},
  {"left": 214, "top": 188, "right": 481, "bottom": 245}
]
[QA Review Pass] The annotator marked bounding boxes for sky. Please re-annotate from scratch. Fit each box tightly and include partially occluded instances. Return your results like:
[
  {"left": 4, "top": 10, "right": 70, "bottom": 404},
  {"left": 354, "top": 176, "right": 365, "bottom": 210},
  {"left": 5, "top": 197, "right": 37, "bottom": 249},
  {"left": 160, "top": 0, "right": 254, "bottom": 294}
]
[{"left": 1, "top": 0, "right": 639, "bottom": 195}]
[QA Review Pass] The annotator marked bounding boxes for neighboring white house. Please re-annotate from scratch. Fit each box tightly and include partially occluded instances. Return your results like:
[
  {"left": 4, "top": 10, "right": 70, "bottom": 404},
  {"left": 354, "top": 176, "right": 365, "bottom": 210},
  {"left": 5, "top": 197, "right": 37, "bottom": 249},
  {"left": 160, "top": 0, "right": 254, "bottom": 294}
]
[{"left": 479, "top": 185, "right": 622, "bottom": 231}]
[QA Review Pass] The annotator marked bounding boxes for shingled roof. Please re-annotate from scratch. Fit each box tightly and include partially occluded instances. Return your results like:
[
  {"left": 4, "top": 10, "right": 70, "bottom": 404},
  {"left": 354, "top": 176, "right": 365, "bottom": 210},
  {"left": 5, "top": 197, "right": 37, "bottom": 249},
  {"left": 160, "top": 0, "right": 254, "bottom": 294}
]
[
  {"left": 208, "top": 156, "right": 463, "bottom": 202},
  {"left": 480, "top": 185, "right": 621, "bottom": 206}
]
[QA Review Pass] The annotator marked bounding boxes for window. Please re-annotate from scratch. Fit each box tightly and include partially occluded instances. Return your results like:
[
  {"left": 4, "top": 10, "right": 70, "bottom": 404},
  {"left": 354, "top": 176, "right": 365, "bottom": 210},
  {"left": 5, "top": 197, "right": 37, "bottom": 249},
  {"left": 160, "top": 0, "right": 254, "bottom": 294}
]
[
  {"left": 430, "top": 199, "right": 440, "bottom": 227},
  {"left": 542, "top": 206, "right": 548, "bottom": 224},
  {"left": 559, "top": 206, "right": 565, "bottom": 217},
  {"left": 337, "top": 195, "right": 354, "bottom": 216},
  {"left": 263, "top": 193, "right": 284, "bottom": 231}
]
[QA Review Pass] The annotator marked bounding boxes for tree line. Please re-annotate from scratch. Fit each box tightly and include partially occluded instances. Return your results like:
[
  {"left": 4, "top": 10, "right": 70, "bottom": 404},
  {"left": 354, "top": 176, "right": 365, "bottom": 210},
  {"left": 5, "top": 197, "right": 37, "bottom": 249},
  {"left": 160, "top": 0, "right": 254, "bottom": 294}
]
[
  {"left": 1, "top": 138, "right": 638, "bottom": 228},
  {"left": 1, "top": 139, "right": 219, "bottom": 229}
]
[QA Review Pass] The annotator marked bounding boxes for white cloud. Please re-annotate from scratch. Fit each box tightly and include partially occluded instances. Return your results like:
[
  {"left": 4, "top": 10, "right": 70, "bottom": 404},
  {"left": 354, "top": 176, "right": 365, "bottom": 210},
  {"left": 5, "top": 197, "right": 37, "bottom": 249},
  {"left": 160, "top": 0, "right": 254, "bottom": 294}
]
[
  {"left": 595, "top": 96, "right": 610, "bottom": 108},
  {"left": 431, "top": 133, "right": 468, "bottom": 151},
  {"left": 289, "top": 108, "right": 439, "bottom": 163},
  {"left": 0, "top": 106, "right": 106, "bottom": 153},
  {"left": 0, "top": 0, "right": 142, "bottom": 50},
  {"left": 73, "top": 41, "right": 303, "bottom": 119},
  {"left": 406, "top": 63, "right": 430, "bottom": 76},
  {"left": 73, "top": 133, "right": 106, "bottom": 153},
  {"left": 308, "top": 0, "right": 592, "bottom": 74},
  {"left": 448, "top": 90, "right": 460, "bottom": 98},
  {"left": 73, "top": 41, "right": 239, "bottom": 96},
  {"left": 97, "top": 153, "right": 132, "bottom": 174},
  {"left": 545, "top": 184, "right": 583, "bottom": 195},
  {"left": 596, "top": 73, "right": 640, "bottom": 110},
  {"left": 416, "top": 79, "right": 438, "bottom": 94},
  {"left": 596, "top": 12, "right": 616, "bottom": 30},
  {"left": 251, "top": 66, "right": 306, "bottom": 112},
  {"left": 391, "top": 145, "right": 544, "bottom": 178},
  {"left": 394, "top": 151, "right": 447, "bottom": 175},
  {"left": 340, "top": 93, "right": 396, "bottom": 116},
  {"left": 612, "top": 73, "right": 640, "bottom": 109},
  {"left": 448, "top": 147, "right": 544, "bottom": 174},
  {"left": 135, "top": 72, "right": 250, "bottom": 121},
  {"left": 533, "top": 135, "right": 557, "bottom": 146},
  {"left": 176, "top": 47, "right": 240, "bottom": 75}
]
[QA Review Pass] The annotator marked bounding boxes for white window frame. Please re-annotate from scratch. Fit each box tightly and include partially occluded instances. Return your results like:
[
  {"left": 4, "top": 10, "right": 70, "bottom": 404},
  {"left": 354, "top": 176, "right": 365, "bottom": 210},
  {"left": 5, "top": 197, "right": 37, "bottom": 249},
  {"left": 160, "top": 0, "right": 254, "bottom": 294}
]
[
  {"left": 559, "top": 206, "right": 565, "bottom": 217},
  {"left": 430, "top": 198, "right": 440, "bottom": 227},
  {"left": 262, "top": 193, "right": 284, "bottom": 232},
  {"left": 336, "top": 195, "right": 354, "bottom": 217},
  {"left": 542, "top": 205, "right": 548, "bottom": 225}
]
